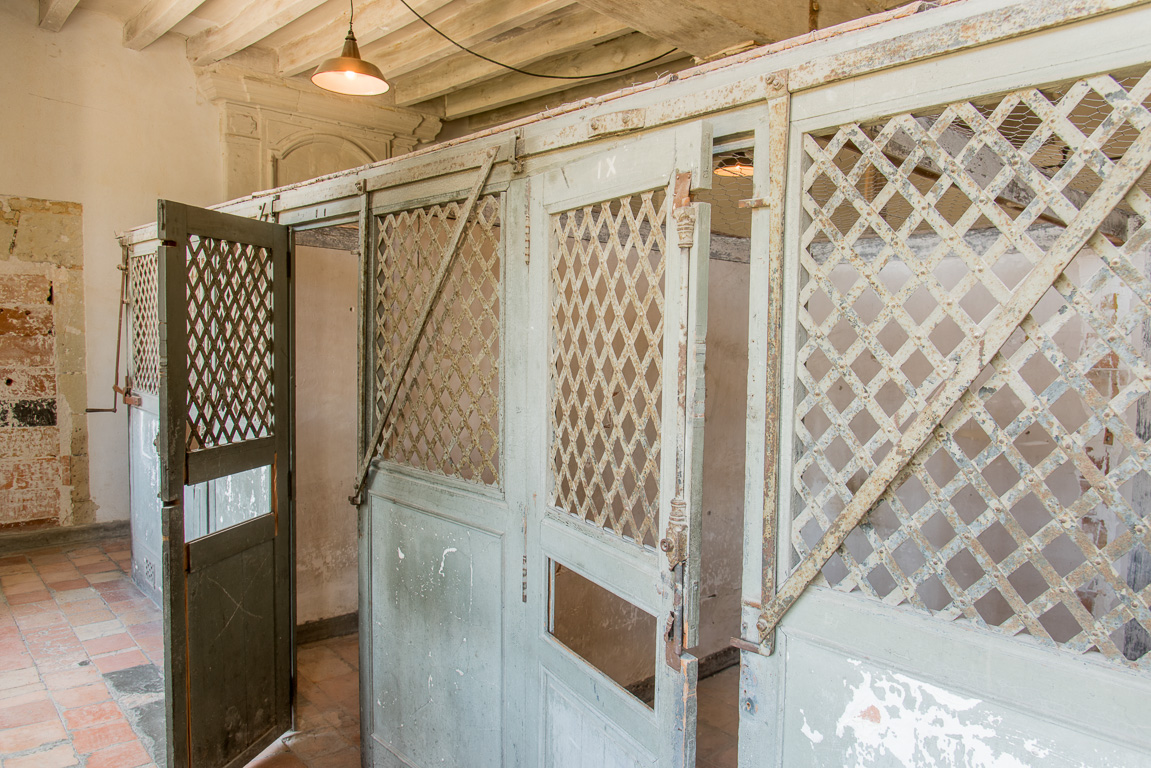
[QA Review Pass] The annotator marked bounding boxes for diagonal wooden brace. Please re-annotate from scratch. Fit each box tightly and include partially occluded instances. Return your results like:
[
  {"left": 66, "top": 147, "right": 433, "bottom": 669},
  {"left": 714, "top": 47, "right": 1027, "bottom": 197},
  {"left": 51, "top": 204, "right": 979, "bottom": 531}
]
[
  {"left": 349, "top": 148, "right": 499, "bottom": 506},
  {"left": 758, "top": 124, "right": 1151, "bottom": 643}
]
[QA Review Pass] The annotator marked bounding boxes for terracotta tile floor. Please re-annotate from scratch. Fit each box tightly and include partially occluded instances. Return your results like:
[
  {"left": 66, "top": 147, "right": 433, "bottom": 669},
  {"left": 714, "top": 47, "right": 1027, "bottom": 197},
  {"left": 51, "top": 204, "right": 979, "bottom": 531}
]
[
  {"left": 0, "top": 537, "right": 361, "bottom": 768},
  {"left": 0, "top": 536, "right": 737, "bottom": 768},
  {"left": 248, "top": 635, "right": 360, "bottom": 768}
]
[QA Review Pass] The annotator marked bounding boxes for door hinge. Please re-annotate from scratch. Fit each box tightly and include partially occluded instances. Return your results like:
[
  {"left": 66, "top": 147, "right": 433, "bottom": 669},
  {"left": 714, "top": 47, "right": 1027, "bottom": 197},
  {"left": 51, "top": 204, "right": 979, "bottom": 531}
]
[
  {"left": 664, "top": 564, "right": 685, "bottom": 670},
  {"left": 659, "top": 498, "right": 688, "bottom": 570}
]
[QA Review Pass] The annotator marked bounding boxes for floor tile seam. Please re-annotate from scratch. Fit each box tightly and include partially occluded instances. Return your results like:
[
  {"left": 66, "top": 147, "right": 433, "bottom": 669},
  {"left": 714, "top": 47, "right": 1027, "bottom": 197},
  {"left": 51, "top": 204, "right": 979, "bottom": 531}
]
[
  {"left": 5, "top": 587, "right": 138, "bottom": 756},
  {"left": 0, "top": 735, "right": 74, "bottom": 762}
]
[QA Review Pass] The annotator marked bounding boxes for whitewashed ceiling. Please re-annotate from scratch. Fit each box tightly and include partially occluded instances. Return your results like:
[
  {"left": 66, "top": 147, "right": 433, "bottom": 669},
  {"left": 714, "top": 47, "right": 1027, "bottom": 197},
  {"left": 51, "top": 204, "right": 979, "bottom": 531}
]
[{"left": 54, "top": 0, "right": 913, "bottom": 126}]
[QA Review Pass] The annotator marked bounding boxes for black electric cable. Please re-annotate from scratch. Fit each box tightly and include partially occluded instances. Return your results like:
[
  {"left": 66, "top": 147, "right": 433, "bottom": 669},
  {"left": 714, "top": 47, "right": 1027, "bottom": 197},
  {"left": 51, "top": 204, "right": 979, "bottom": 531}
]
[{"left": 396, "top": 0, "right": 679, "bottom": 80}]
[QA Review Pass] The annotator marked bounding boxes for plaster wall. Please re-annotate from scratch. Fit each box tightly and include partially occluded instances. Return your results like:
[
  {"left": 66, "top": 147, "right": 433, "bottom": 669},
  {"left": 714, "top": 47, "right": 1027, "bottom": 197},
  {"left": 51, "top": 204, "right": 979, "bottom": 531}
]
[
  {"left": 294, "top": 243, "right": 360, "bottom": 622},
  {"left": 0, "top": 3, "right": 225, "bottom": 522},
  {"left": 698, "top": 257, "right": 750, "bottom": 657},
  {"left": 0, "top": 196, "right": 91, "bottom": 527}
]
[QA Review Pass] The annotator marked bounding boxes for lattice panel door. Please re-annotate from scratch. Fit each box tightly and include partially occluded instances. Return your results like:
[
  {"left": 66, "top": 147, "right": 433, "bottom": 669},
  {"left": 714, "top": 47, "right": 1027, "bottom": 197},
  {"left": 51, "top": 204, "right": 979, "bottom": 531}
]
[
  {"left": 128, "top": 247, "right": 160, "bottom": 396},
  {"left": 550, "top": 190, "right": 668, "bottom": 548},
  {"left": 155, "top": 200, "right": 292, "bottom": 768},
  {"left": 372, "top": 194, "right": 502, "bottom": 485},
  {"left": 790, "top": 67, "right": 1151, "bottom": 668},
  {"left": 185, "top": 236, "right": 275, "bottom": 450}
]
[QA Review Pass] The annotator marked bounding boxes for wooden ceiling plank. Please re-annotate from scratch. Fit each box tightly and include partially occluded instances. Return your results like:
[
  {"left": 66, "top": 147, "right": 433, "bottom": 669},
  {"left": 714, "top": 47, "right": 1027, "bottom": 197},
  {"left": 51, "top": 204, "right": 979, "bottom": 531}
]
[
  {"left": 187, "top": 0, "right": 330, "bottom": 66},
  {"left": 359, "top": 0, "right": 572, "bottom": 80},
  {"left": 38, "top": 0, "right": 81, "bottom": 32},
  {"left": 392, "top": 7, "right": 631, "bottom": 105},
  {"left": 574, "top": 0, "right": 762, "bottom": 58},
  {"left": 440, "top": 32, "right": 685, "bottom": 119},
  {"left": 123, "top": 0, "right": 208, "bottom": 50},
  {"left": 276, "top": 0, "right": 453, "bottom": 77}
]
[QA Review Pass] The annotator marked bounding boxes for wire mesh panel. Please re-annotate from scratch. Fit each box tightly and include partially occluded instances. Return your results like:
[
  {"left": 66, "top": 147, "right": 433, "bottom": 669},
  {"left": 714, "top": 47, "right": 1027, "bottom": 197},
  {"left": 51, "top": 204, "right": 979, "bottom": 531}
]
[
  {"left": 550, "top": 190, "right": 668, "bottom": 548},
  {"left": 185, "top": 236, "right": 275, "bottom": 450},
  {"left": 128, "top": 247, "right": 160, "bottom": 396},
  {"left": 791, "top": 67, "right": 1151, "bottom": 667},
  {"left": 372, "top": 194, "right": 502, "bottom": 485}
]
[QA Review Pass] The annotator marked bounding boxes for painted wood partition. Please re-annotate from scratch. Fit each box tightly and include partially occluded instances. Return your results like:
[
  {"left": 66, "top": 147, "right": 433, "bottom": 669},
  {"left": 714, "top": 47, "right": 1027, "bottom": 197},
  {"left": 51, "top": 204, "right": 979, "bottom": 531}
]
[{"left": 122, "top": 1, "right": 1151, "bottom": 764}]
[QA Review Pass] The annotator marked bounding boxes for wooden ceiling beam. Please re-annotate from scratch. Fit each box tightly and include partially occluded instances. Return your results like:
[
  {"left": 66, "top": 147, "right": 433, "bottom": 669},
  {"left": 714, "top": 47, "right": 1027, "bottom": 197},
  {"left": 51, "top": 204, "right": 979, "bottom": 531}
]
[
  {"left": 438, "top": 33, "right": 686, "bottom": 120},
  {"left": 391, "top": 7, "right": 630, "bottom": 106},
  {"left": 275, "top": 0, "right": 452, "bottom": 77},
  {"left": 574, "top": 0, "right": 763, "bottom": 58},
  {"left": 38, "top": 0, "right": 81, "bottom": 32},
  {"left": 123, "top": 0, "right": 207, "bottom": 50},
  {"left": 186, "top": 0, "right": 329, "bottom": 66},
  {"left": 359, "top": 0, "right": 571, "bottom": 81}
]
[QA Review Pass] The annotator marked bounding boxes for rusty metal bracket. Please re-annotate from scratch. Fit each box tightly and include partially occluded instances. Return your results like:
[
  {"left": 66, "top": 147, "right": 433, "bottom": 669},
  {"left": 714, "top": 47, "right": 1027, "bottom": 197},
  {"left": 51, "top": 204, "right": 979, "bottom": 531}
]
[
  {"left": 664, "top": 566, "right": 685, "bottom": 670},
  {"left": 510, "top": 129, "right": 525, "bottom": 175},
  {"left": 738, "top": 198, "right": 770, "bottom": 209},
  {"left": 758, "top": 123, "right": 1151, "bottom": 643},
  {"left": 86, "top": 241, "right": 130, "bottom": 414},
  {"left": 660, "top": 498, "right": 688, "bottom": 569},
  {"left": 120, "top": 380, "right": 142, "bottom": 407},
  {"left": 349, "top": 148, "right": 500, "bottom": 506},
  {"left": 258, "top": 194, "right": 280, "bottom": 223},
  {"left": 729, "top": 636, "right": 760, "bottom": 654}
]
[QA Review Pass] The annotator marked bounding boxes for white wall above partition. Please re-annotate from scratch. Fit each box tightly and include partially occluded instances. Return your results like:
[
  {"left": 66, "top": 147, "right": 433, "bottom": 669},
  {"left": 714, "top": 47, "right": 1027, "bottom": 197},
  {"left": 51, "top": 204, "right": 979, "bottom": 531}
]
[{"left": 196, "top": 62, "right": 442, "bottom": 199}]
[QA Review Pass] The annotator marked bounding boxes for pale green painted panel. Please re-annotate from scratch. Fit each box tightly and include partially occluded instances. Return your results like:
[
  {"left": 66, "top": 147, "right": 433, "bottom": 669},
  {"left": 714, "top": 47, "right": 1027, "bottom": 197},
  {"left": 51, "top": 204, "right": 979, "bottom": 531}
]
[
  {"left": 128, "top": 403, "right": 163, "bottom": 603},
  {"left": 370, "top": 496, "right": 504, "bottom": 767},
  {"left": 778, "top": 639, "right": 1150, "bottom": 768},
  {"left": 543, "top": 670, "right": 656, "bottom": 768}
]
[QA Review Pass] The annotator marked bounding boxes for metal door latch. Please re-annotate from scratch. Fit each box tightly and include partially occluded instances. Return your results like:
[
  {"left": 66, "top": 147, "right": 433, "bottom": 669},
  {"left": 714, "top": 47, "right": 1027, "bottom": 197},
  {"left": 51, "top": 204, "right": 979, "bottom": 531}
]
[{"left": 659, "top": 498, "right": 688, "bottom": 569}]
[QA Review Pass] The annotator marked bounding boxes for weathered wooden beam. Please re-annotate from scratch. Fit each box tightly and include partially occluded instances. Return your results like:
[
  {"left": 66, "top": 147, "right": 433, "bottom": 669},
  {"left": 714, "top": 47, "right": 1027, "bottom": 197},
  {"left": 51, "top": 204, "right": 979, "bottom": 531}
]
[
  {"left": 275, "top": 0, "right": 452, "bottom": 77},
  {"left": 38, "top": 0, "right": 81, "bottom": 32},
  {"left": 294, "top": 225, "right": 359, "bottom": 251},
  {"left": 186, "top": 0, "right": 328, "bottom": 66},
  {"left": 575, "top": 0, "right": 762, "bottom": 58},
  {"left": 439, "top": 33, "right": 684, "bottom": 120},
  {"left": 123, "top": 0, "right": 207, "bottom": 51},
  {"left": 358, "top": 0, "right": 572, "bottom": 80},
  {"left": 392, "top": 6, "right": 630, "bottom": 107},
  {"left": 276, "top": 0, "right": 568, "bottom": 79},
  {"left": 118, "top": 0, "right": 1151, "bottom": 251},
  {"left": 698, "top": 0, "right": 917, "bottom": 44}
]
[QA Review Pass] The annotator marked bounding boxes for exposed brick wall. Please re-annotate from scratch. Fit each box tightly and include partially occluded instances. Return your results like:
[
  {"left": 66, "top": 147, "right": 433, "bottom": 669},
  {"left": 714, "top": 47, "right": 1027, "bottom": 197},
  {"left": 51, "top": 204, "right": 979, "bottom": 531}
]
[{"left": 0, "top": 196, "right": 92, "bottom": 528}]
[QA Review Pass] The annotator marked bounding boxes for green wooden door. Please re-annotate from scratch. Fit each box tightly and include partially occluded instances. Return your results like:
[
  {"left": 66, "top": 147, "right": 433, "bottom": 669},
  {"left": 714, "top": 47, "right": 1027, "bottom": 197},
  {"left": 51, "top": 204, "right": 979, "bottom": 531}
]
[{"left": 157, "top": 200, "right": 294, "bottom": 768}]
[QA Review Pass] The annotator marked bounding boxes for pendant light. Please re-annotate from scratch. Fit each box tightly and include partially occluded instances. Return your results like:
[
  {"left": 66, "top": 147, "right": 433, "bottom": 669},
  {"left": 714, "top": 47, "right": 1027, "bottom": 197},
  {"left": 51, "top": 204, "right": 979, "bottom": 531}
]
[
  {"left": 714, "top": 152, "right": 754, "bottom": 178},
  {"left": 311, "top": 0, "right": 389, "bottom": 96}
]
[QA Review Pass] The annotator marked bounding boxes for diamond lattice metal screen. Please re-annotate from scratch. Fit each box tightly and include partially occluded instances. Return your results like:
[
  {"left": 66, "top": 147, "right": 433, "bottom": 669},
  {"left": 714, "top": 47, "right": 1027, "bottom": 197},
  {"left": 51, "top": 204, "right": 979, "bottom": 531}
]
[
  {"left": 372, "top": 195, "right": 502, "bottom": 485},
  {"left": 550, "top": 190, "right": 668, "bottom": 548},
  {"left": 128, "top": 247, "right": 160, "bottom": 396},
  {"left": 185, "top": 236, "right": 275, "bottom": 450},
  {"left": 791, "top": 67, "right": 1151, "bottom": 667}
]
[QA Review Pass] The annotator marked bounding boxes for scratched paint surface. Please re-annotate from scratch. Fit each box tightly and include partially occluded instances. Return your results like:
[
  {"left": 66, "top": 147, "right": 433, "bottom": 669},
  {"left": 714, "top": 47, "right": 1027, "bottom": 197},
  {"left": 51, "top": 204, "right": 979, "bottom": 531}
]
[
  {"left": 187, "top": 540, "right": 276, "bottom": 766},
  {"left": 370, "top": 497, "right": 503, "bottom": 767},
  {"left": 780, "top": 640, "right": 1149, "bottom": 767},
  {"left": 543, "top": 670, "right": 656, "bottom": 767},
  {"left": 128, "top": 404, "right": 164, "bottom": 601}
]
